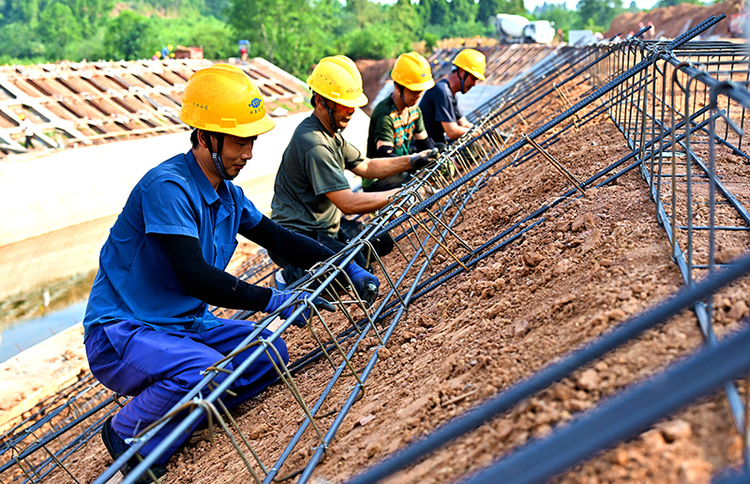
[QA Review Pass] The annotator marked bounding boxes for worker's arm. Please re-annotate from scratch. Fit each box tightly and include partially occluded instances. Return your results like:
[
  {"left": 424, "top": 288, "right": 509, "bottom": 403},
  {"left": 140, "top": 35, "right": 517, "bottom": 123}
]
[
  {"left": 240, "top": 216, "right": 335, "bottom": 269},
  {"left": 158, "top": 233, "right": 273, "bottom": 310},
  {"left": 350, "top": 155, "right": 412, "bottom": 179},
  {"left": 375, "top": 140, "right": 395, "bottom": 153},
  {"left": 413, "top": 131, "right": 436, "bottom": 151},
  {"left": 352, "top": 146, "right": 437, "bottom": 180},
  {"left": 325, "top": 188, "right": 400, "bottom": 215},
  {"left": 441, "top": 121, "right": 471, "bottom": 140},
  {"left": 457, "top": 116, "right": 473, "bottom": 129}
]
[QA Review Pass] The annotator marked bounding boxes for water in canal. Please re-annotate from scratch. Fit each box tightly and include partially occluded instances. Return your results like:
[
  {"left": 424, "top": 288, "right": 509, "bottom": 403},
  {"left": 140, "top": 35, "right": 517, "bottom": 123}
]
[{"left": 0, "top": 215, "right": 115, "bottom": 363}]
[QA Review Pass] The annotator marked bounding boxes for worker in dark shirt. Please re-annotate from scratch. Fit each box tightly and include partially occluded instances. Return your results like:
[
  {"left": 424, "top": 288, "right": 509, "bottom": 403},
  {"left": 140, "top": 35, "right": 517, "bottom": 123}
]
[
  {"left": 83, "top": 64, "right": 378, "bottom": 483},
  {"left": 419, "top": 48, "right": 486, "bottom": 144}
]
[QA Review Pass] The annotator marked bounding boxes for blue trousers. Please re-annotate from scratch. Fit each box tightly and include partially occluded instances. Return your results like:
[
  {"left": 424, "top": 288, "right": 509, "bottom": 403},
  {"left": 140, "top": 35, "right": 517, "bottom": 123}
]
[{"left": 85, "top": 318, "right": 288, "bottom": 464}]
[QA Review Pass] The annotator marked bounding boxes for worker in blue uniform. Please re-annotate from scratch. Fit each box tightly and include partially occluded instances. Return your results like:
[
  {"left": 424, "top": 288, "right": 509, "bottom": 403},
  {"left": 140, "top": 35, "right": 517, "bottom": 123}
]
[{"left": 83, "top": 64, "right": 378, "bottom": 483}]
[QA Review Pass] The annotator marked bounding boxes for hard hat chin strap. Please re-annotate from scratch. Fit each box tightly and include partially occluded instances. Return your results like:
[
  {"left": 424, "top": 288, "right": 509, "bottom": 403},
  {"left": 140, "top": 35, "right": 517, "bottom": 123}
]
[
  {"left": 459, "top": 70, "right": 468, "bottom": 94},
  {"left": 396, "top": 84, "right": 407, "bottom": 110},
  {"left": 204, "top": 131, "right": 235, "bottom": 180},
  {"left": 320, "top": 96, "right": 341, "bottom": 135}
]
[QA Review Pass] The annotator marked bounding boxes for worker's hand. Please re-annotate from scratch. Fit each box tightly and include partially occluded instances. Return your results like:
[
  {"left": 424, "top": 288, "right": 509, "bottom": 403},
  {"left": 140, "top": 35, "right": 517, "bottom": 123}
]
[
  {"left": 409, "top": 148, "right": 439, "bottom": 170},
  {"left": 345, "top": 262, "right": 380, "bottom": 307},
  {"left": 265, "top": 288, "right": 335, "bottom": 327}
]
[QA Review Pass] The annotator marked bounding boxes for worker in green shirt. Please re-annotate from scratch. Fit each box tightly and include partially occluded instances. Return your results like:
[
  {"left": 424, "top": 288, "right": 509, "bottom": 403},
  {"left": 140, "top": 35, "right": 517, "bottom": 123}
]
[{"left": 364, "top": 51, "right": 437, "bottom": 192}]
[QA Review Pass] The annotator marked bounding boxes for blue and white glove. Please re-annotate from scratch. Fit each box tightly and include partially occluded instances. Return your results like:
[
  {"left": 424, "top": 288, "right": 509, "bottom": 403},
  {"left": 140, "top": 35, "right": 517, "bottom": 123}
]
[
  {"left": 265, "top": 289, "right": 334, "bottom": 327},
  {"left": 345, "top": 262, "right": 380, "bottom": 307}
]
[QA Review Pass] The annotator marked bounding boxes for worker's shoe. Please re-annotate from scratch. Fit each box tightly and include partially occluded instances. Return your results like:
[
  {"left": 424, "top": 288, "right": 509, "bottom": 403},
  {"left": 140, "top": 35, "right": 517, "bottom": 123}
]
[{"left": 101, "top": 416, "right": 167, "bottom": 484}]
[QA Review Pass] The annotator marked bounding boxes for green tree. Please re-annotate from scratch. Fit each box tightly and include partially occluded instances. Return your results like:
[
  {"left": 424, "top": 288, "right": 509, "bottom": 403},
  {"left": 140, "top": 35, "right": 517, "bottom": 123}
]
[
  {"left": 389, "top": 0, "right": 423, "bottom": 45},
  {"left": 185, "top": 21, "right": 234, "bottom": 60},
  {"left": 37, "top": 2, "right": 82, "bottom": 59},
  {"left": 0, "top": 21, "right": 44, "bottom": 58},
  {"left": 345, "top": 23, "right": 400, "bottom": 59},
  {"left": 477, "top": 0, "right": 526, "bottom": 24},
  {"left": 228, "top": 0, "right": 340, "bottom": 79},
  {"left": 577, "top": 0, "right": 623, "bottom": 31},
  {"left": 103, "top": 10, "right": 156, "bottom": 60},
  {"left": 449, "top": 0, "right": 478, "bottom": 23},
  {"left": 0, "top": 0, "right": 41, "bottom": 25},
  {"left": 477, "top": 0, "right": 502, "bottom": 24},
  {"left": 344, "top": 0, "right": 385, "bottom": 29},
  {"left": 203, "top": 0, "right": 230, "bottom": 19},
  {"left": 424, "top": 0, "right": 450, "bottom": 26},
  {"left": 654, "top": 0, "right": 701, "bottom": 7},
  {"left": 69, "top": 0, "right": 115, "bottom": 31}
]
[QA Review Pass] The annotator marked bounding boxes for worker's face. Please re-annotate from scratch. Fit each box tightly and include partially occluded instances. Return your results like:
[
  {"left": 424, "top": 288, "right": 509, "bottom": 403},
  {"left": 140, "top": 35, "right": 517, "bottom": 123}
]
[
  {"left": 216, "top": 134, "right": 257, "bottom": 178},
  {"left": 462, "top": 71, "right": 478, "bottom": 93},
  {"left": 321, "top": 97, "right": 355, "bottom": 131},
  {"left": 403, "top": 87, "right": 424, "bottom": 107}
]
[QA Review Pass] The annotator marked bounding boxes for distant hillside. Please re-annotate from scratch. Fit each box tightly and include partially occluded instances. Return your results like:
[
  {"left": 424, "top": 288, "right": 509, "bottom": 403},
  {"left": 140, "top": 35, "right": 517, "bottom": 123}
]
[
  {"left": 0, "top": 0, "right": 234, "bottom": 63},
  {"left": 606, "top": 0, "right": 745, "bottom": 38}
]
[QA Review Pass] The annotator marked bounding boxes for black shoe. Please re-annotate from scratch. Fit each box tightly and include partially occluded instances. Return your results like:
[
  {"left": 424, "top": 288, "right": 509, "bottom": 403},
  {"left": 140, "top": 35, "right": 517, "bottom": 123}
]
[{"left": 101, "top": 416, "right": 167, "bottom": 484}]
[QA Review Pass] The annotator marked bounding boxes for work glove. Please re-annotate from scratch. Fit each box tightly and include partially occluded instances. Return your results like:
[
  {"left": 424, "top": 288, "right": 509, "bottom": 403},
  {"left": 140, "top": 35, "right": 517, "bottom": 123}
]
[
  {"left": 409, "top": 148, "right": 439, "bottom": 170},
  {"left": 264, "top": 288, "right": 335, "bottom": 327},
  {"left": 345, "top": 262, "right": 380, "bottom": 307}
]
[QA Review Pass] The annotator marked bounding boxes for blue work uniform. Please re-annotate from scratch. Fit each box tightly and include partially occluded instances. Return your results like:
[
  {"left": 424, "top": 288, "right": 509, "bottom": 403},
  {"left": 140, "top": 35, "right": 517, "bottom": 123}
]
[
  {"left": 83, "top": 150, "right": 288, "bottom": 464},
  {"left": 419, "top": 78, "right": 464, "bottom": 144}
]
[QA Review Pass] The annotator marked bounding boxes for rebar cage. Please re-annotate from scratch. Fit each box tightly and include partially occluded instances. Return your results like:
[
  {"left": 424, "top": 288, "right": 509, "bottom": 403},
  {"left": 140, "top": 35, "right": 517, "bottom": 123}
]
[{"left": 4, "top": 15, "right": 750, "bottom": 484}]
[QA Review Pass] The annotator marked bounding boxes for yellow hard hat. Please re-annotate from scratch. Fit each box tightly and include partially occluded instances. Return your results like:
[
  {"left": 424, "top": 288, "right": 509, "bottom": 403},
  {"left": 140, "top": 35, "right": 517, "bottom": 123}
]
[
  {"left": 391, "top": 52, "right": 435, "bottom": 92},
  {"left": 306, "top": 55, "right": 368, "bottom": 108},
  {"left": 179, "top": 64, "right": 275, "bottom": 138},
  {"left": 452, "top": 48, "right": 486, "bottom": 81}
]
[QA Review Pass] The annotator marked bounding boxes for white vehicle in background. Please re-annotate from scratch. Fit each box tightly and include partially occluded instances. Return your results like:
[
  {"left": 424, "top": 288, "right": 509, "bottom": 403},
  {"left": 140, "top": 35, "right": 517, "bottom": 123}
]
[{"left": 494, "top": 14, "right": 556, "bottom": 44}]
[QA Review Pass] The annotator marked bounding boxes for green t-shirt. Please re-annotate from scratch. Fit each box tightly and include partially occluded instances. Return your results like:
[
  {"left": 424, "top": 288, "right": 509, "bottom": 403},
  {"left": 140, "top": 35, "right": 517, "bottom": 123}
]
[
  {"left": 271, "top": 115, "right": 363, "bottom": 236},
  {"left": 365, "top": 95, "right": 425, "bottom": 187}
]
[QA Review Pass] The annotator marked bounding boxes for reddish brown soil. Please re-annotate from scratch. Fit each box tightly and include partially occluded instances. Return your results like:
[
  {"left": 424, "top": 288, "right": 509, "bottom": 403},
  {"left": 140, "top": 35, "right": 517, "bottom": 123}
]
[
  {"left": 33, "top": 60, "right": 750, "bottom": 484},
  {"left": 607, "top": 0, "right": 745, "bottom": 39}
]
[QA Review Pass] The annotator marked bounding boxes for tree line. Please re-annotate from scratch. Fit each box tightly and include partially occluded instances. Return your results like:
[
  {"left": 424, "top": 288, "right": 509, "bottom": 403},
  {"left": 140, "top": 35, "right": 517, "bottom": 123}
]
[{"left": 0, "top": 0, "right": 703, "bottom": 78}]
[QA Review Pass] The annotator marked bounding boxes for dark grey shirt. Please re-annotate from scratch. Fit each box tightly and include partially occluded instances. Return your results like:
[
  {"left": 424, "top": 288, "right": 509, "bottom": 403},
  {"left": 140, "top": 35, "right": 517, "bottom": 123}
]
[{"left": 419, "top": 79, "right": 463, "bottom": 144}]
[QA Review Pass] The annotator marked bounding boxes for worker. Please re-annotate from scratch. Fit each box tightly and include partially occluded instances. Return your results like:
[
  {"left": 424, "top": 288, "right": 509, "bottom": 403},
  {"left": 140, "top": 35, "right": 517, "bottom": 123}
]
[
  {"left": 419, "top": 48, "right": 486, "bottom": 144},
  {"left": 84, "top": 64, "right": 378, "bottom": 483},
  {"left": 364, "top": 51, "right": 436, "bottom": 192},
  {"left": 269, "top": 55, "right": 437, "bottom": 288},
  {"left": 19, "top": 114, "right": 34, "bottom": 149}
]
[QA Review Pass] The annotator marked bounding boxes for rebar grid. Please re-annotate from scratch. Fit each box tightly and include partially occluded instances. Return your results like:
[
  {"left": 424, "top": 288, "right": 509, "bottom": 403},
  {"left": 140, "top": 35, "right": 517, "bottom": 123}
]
[
  {"left": 343, "top": 18, "right": 750, "bottom": 484},
  {"left": 0, "top": 374, "right": 115, "bottom": 484},
  {"left": 7, "top": 16, "right": 748, "bottom": 484},
  {"left": 590, "top": 35, "right": 750, "bottom": 436},
  {"left": 91, "top": 38, "right": 632, "bottom": 482}
]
